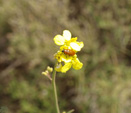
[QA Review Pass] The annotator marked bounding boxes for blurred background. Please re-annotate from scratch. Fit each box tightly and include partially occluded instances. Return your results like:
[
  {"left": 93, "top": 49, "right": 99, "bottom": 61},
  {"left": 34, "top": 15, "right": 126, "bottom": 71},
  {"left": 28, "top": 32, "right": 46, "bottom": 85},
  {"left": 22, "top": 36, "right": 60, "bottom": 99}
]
[{"left": 0, "top": 0, "right": 131, "bottom": 113}]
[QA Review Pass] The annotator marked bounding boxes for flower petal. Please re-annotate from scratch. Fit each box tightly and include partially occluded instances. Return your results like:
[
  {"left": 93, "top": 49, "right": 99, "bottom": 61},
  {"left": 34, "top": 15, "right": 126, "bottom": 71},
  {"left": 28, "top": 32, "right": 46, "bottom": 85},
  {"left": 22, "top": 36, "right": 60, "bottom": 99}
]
[
  {"left": 61, "top": 55, "right": 72, "bottom": 63},
  {"left": 63, "top": 30, "right": 71, "bottom": 41},
  {"left": 55, "top": 63, "right": 62, "bottom": 72},
  {"left": 78, "top": 42, "right": 84, "bottom": 49},
  {"left": 54, "top": 35, "right": 65, "bottom": 45},
  {"left": 72, "top": 58, "right": 83, "bottom": 70},
  {"left": 70, "top": 42, "right": 84, "bottom": 51},
  {"left": 61, "top": 62, "right": 72, "bottom": 73},
  {"left": 70, "top": 42, "right": 80, "bottom": 51}
]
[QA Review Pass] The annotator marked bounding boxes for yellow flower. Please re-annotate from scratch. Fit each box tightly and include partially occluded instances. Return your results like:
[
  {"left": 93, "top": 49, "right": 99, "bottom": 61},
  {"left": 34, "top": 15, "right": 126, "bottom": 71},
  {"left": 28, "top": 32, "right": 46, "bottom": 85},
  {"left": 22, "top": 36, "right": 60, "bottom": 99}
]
[{"left": 54, "top": 30, "right": 84, "bottom": 73}]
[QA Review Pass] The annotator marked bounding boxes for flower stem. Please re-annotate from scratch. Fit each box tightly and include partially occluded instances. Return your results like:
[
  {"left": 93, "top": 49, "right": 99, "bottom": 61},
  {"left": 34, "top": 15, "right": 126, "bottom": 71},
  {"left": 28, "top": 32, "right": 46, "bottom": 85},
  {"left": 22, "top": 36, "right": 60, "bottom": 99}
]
[{"left": 52, "top": 64, "right": 60, "bottom": 113}]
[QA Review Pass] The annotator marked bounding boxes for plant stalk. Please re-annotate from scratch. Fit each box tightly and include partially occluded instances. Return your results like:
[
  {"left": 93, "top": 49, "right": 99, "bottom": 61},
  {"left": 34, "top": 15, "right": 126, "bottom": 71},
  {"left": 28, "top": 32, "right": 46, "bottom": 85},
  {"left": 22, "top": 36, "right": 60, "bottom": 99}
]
[{"left": 52, "top": 64, "right": 60, "bottom": 113}]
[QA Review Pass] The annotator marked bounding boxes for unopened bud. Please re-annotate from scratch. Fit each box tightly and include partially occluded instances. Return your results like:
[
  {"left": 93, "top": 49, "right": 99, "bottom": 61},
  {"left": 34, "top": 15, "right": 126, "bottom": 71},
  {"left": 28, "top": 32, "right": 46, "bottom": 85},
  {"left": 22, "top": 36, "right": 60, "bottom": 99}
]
[
  {"left": 47, "top": 66, "right": 53, "bottom": 72},
  {"left": 42, "top": 71, "right": 48, "bottom": 76}
]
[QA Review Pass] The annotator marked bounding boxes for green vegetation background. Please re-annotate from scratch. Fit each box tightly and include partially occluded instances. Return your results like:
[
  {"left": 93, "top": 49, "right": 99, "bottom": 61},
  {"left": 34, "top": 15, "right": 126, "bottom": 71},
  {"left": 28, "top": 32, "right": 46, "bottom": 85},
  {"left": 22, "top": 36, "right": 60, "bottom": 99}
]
[{"left": 0, "top": 0, "right": 131, "bottom": 113}]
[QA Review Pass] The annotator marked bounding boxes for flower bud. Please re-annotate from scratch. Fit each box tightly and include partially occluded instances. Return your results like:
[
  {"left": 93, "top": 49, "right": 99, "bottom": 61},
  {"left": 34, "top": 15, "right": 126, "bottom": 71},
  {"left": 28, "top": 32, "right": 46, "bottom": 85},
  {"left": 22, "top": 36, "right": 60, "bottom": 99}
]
[{"left": 47, "top": 66, "right": 53, "bottom": 72}]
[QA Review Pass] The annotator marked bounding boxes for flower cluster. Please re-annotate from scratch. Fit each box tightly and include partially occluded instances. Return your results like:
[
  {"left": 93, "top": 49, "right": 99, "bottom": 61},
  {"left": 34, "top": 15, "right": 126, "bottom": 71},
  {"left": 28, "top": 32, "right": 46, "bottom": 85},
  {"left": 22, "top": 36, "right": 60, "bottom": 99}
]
[{"left": 54, "top": 30, "right": 84, "bottom": 73}]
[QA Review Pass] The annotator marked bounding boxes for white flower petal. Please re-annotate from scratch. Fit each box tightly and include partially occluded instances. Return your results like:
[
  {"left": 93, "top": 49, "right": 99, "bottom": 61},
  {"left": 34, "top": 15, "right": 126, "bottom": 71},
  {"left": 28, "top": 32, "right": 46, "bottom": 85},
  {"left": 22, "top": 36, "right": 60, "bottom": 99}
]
[
  {"left": 63, "top": 30, "right": 71, "bottom": 41},
  {"left": 62, "top": 57, "right": 72, "bottom": 63},
  {"left": 70, "top": 42, "right": 81, "bottom": 51}
]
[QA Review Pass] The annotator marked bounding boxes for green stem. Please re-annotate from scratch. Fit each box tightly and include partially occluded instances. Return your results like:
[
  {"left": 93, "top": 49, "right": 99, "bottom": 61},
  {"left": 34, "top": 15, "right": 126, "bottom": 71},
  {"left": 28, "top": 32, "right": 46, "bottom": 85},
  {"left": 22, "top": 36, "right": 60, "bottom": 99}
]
[{"left": 52, "top": 63, "right": 60, "bottom": 113}]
